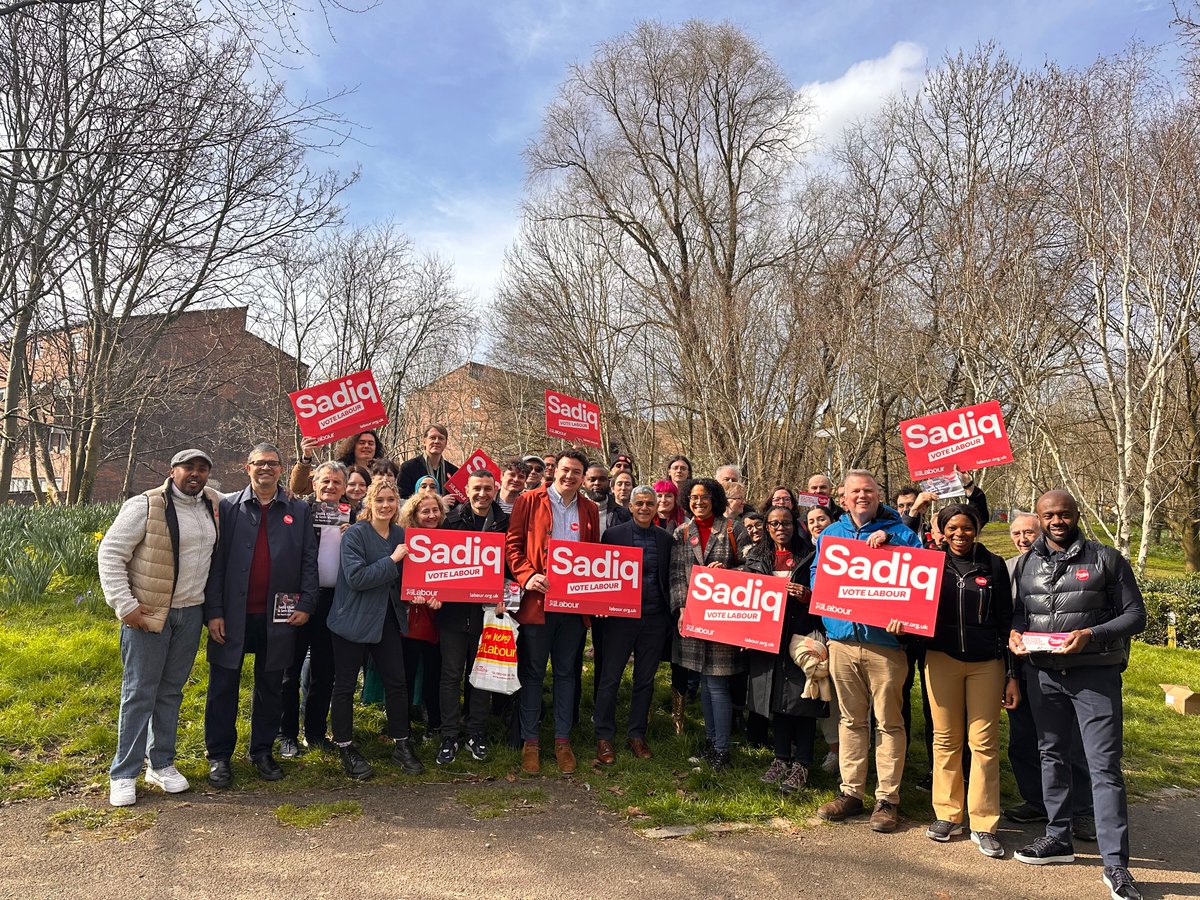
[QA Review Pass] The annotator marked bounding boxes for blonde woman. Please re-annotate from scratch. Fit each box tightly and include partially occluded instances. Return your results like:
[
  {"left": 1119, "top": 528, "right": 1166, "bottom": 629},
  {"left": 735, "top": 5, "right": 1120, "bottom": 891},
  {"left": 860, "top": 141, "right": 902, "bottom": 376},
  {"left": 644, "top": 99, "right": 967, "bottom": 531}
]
[
  {"left": 326, "top": 478, "right": 423, "bottom": 779},
  {"left": 397, "top": 490, "right": 449, "bottom": 740}
]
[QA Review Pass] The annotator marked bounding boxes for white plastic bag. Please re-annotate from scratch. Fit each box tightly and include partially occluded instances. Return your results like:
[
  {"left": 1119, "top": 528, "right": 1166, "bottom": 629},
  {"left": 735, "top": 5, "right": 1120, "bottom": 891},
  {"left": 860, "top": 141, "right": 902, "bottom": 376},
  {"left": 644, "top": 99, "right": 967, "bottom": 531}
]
[{"left": 469, "top": 608, "right": 520, "bottom": 695}]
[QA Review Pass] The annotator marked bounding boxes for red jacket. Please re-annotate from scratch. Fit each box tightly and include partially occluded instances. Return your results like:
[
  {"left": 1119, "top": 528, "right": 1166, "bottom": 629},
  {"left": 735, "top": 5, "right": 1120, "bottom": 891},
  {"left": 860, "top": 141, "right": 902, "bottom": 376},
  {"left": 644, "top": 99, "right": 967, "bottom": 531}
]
[{"left": 505, "top": 484, "right": 600, "bottom": 625}]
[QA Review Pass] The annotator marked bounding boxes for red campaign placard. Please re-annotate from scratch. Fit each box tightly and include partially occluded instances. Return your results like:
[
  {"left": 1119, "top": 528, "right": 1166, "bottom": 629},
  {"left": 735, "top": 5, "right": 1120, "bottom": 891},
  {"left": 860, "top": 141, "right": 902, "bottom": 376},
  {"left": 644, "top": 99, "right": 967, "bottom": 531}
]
[
  {"left": 543, "top": 539, "right": 642, "bottom": 618},
  {"left": 544, "top": 389, "right": 602, "bottom": 449},
  {"left": 810, "top": 536, "right": 945, "bottom": 635},
  {"left": 899, "top": 400, "right": 1014, "bottom": 480},
  {"left": 400, "top": 528, "right": 505, "bottom": 604},
  {"left": 289, "top": 369, "right": 389, "bottom": 447},
  {"left": 442, "top": 448, "right": 502, "bottom": 503},
  {"left": 680, "top": 566, "right": 789, "bottom": 653}
]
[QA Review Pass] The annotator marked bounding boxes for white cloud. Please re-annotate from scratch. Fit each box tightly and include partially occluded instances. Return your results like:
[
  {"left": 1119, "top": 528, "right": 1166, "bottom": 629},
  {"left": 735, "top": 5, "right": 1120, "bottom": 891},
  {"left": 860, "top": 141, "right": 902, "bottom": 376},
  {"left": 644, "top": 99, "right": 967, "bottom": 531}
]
[
  {"left": 802, "top": 41, "right": 928, "bottom": 147},
  {"left": 407, "top": 187, "right": 523, "bottom": 309}
]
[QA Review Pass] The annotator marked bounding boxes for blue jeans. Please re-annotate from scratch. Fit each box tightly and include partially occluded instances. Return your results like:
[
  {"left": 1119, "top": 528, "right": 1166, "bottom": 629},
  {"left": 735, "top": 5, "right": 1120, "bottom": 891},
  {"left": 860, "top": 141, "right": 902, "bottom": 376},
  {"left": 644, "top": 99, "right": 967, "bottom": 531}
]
[
  {"left": 701, "top": 674, "right": 733, "bottom": 753},
  {"left": 1026, "top": 665, "right": 1129, "bottom": 867},
  {"left": 517, "top": 613, "right": 584, "bottom": 741},
  {"left": 110, "top": 605, "right": 204, "bottom": 779}
]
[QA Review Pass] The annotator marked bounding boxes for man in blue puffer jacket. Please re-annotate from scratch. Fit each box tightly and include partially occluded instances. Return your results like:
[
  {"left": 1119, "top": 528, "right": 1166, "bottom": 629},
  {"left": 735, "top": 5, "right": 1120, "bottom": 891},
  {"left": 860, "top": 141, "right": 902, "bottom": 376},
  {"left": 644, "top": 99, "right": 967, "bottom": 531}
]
[{"left": 812, "top": 469, "right": 923, "bottom": 834}]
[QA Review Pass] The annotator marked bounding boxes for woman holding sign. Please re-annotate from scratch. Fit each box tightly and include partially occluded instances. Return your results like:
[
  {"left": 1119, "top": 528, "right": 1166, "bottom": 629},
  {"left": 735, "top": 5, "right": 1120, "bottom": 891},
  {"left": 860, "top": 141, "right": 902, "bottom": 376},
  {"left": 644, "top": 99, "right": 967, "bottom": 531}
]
[
  {"left": 326, "top": 477, "right": 424, "bottom": 780},
  {"left": 744, "top": 507, "right": 826, "bottom": 793},
  {"left": 916, "top": 504, "right": 1018, "bottom": 859},
  {"left": 398, "top": 492, "right": 448, "bottom": 742},
  {"left": 669, "top": 478, "right": 743, "bottom": 771}
]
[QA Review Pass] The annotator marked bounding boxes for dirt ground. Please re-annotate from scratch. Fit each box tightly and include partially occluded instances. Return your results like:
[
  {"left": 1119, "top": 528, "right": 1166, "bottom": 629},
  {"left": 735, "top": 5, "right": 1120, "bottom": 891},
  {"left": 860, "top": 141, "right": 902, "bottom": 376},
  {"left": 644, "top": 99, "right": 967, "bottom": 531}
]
[{"left": 0, "top": 780, "right": 1196, "bottom": 900}]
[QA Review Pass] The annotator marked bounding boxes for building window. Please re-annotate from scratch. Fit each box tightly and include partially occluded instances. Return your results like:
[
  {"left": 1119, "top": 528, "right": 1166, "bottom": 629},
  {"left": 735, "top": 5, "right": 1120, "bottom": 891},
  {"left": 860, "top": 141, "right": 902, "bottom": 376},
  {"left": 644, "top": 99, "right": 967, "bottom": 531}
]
[
  {"left": 471, "top": 396, "right": 481, "bottom": 409},
  {"left": 49, "top": 429, "right": 69, "bottom": 453}
]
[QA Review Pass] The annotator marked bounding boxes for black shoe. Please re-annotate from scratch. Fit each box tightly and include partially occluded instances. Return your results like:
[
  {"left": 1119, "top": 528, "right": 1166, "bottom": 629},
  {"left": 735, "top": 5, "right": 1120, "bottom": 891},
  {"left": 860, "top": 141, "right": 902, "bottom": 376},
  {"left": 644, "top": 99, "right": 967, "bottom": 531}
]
[
  {"left": 278, "top": 736, "right": 301, "bottom": 759},
  {"left": 248, "top": 752, "right": 284, "bottom": 781},
  {"left": 391, "top": 738, "right": 424, "bottom": 775},
  {"left": 207, "top": 758, "right": 232, "bottom": 789},
  {"left": 339, "top": 744, "right": 374, "bottom": 781},
  {"left": 1072, "top": 815, "right": 1097, "bottom": 843},
  {"left": 1004, "top": 801, "right": 1049, "bottom": 824},
  {"left": 1014, "top": 835, "right": 1075, "bottom": 865},
  {"left": 466, "top": 735, "right": 489, "bottom": 761},
  {"left": 916, "top": 771, "right": 934, "bottom": 792},
  {"left": 709, "top": 749, "right": 732, "bottom": 772},
  {"left": 306, "top": 736, "right": 335, "bottom": 753},
  {"left": 687, "top": 739, "right": 715, "bottom": 765},
  {"left": 1102, "top": 866, "right": 1143, "bottom": 900},
  {"left": 436, "top": 737, "right": 459, "bottom": 766}
]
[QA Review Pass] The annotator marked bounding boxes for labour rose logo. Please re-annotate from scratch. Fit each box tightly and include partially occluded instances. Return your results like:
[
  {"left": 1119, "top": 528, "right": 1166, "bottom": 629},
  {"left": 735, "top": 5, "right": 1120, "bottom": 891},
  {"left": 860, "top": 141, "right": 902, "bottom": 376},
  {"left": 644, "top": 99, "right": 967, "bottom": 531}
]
[{"left": 1076, "top": 568, "right": 1090, "bottom": 581}]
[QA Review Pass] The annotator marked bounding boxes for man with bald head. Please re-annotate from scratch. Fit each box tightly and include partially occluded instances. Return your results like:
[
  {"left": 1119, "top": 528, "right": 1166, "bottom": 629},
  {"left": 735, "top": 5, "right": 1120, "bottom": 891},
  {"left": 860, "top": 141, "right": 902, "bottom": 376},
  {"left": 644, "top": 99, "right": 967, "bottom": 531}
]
[
  {"left": 1002, "top": 511, "right": 1094, "bottom": 839},
  {"left": 1010, "top": 491, "right": 1146, "bottom": 900}
]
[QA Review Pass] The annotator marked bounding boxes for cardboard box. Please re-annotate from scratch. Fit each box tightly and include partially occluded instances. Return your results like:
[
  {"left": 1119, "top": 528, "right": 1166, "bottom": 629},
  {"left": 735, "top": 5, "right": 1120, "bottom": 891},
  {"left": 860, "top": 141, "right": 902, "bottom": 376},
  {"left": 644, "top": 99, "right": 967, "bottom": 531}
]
[{"left": 1159, "top": 684, "right": 1200, "bottom": 716}]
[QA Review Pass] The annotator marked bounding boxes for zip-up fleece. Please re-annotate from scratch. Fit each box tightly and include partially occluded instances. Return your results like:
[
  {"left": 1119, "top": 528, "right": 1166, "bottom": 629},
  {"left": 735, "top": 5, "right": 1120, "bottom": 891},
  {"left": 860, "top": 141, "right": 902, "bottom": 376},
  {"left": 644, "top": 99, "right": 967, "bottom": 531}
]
[
  {"left": 925, "top": 545, "right": 1011, "bottom": 663},
  {"left": 810, "top": 505, "right": 923, "bottom": 648}
]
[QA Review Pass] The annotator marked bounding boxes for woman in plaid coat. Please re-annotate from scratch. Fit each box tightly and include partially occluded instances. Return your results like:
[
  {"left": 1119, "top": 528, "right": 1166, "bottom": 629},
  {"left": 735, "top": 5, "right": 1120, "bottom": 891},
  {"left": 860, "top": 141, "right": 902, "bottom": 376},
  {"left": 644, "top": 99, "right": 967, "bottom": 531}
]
[{"left": 669, "top": 477, "right": 745, "bottom": 771}]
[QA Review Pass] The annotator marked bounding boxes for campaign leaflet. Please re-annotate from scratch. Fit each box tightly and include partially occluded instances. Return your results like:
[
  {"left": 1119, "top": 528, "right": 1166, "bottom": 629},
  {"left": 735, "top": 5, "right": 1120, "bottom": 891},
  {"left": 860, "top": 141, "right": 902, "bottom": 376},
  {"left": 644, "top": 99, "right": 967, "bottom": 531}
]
[
  {"left": 899, "top": 400, "right": 1014, "bottom": 480},
  {"left": 795, "top": 492, "right": 831, "bottom": 508},
  {"left": 272, "top": 592, "right": 299, "bottom": 623},
  {"left": 680, "top": 565, "right": 789, "bottom": 653},
  {"left": 311, "top": 501, "right": 352, "bottom": 527},
  {"left": 543, "top": 540, "right": 642, "bottom": 618},
  {"left": 1021, "top": 632, "right": 1072, "bottom": 653},
  {"left": 918, "top": 471, "right": 966, "bottom": 500},
  {"left": 811, "top": 536, "right": 945, "bottom": 635},
  {"left": 544, "top": 389, "right": 602, "bottom": 449},
  {"left": 400, "top": 528, "right": 505, "bottom": 604},
  {"left": 289, "top": 369, "right": 389, "bottom": 447},
  {"left": 442, "top": 448, "right": 502, "bottom": 503}
]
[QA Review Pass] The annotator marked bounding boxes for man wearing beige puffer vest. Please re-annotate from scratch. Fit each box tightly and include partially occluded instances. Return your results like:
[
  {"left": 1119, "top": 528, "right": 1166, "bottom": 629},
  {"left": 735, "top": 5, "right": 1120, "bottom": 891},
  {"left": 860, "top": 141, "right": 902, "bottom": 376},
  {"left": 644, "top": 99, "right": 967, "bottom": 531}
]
[{"left": 99, "top": 449, "right": 220, "bottom": 807}]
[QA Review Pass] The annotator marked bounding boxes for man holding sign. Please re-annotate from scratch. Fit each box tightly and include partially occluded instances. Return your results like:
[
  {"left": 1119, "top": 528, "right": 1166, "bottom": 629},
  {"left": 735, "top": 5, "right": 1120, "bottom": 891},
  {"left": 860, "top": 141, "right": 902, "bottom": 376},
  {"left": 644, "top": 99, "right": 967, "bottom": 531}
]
[
  {"left": 812, "top": 470, "right": 923, "bottom": 834},
  {"left": 592, "top": 486, "right": 672, "bottom": 763},
  {"left": 434, "top": 470, "right": 510, "bottom": 766},
  {"left": 506, "top": 448, "right": 600, "bottom": 775}
]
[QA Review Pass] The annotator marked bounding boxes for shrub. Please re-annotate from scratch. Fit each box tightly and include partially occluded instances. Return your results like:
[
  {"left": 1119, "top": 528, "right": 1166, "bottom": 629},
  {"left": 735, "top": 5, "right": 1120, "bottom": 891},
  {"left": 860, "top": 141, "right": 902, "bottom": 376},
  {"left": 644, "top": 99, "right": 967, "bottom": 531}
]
[{"left": 1140, "top": 576, "right": 1200, "bottom": 649}]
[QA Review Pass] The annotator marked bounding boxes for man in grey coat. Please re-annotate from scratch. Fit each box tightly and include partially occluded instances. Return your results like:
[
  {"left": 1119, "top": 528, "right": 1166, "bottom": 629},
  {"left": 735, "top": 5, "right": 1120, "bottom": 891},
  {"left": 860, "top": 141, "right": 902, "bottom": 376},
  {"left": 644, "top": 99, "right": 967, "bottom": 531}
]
[{"left": 203, "top": 442, "right": 317, "bottom": 787}]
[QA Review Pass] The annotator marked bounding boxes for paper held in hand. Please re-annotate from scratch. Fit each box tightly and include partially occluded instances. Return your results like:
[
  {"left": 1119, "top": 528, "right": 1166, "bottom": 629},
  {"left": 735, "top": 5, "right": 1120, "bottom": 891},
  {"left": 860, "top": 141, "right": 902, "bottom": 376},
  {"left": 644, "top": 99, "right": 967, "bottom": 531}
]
[{"left": 1021, "top": 632, "right": 1072, "bottom": 653}]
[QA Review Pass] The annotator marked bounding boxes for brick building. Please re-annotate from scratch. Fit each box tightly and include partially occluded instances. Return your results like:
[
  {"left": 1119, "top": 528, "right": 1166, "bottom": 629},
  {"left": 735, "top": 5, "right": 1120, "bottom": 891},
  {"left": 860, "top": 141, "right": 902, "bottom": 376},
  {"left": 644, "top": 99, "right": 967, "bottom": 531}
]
[{"left": 2, "top": 306, "right": 306, "bottom": 502}]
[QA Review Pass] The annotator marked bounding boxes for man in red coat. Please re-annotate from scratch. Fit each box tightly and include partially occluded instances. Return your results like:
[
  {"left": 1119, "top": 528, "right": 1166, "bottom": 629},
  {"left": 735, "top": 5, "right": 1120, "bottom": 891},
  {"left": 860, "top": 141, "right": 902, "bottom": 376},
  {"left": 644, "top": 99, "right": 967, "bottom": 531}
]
[{"left": 505, "top": 447, "right": 600, "bottom": 775}]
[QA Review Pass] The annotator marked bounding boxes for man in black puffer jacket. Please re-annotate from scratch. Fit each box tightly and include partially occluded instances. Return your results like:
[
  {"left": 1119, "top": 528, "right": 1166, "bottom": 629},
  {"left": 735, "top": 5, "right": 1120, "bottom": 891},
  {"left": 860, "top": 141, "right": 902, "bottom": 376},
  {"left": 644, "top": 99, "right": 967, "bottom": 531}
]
[{"left": 1009, "top": 491, "right": 1146, "bottom": 900}]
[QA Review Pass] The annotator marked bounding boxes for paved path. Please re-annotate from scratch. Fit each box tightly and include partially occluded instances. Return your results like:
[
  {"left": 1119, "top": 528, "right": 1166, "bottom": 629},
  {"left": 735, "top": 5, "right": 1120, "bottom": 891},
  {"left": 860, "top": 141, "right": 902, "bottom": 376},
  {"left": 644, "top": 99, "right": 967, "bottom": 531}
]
[{"left": 1, "top": 781, "right": 1196, "bottom": 899}]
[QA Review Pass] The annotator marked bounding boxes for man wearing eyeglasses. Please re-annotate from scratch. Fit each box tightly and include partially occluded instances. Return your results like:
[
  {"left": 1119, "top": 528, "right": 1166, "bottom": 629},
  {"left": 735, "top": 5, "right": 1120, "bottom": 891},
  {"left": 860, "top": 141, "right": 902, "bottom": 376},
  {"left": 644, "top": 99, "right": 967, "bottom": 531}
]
[{"left": 203, "top": 442, "right": 318, "bottom": 788}]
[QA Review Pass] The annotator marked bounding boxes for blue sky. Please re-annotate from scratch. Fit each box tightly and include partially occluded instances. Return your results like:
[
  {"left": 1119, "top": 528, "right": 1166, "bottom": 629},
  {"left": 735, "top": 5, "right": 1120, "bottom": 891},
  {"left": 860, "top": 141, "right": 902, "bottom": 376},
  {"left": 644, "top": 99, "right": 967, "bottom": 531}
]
[{"left": 292, "top": 1, "right": 1178, "bottom": 304}]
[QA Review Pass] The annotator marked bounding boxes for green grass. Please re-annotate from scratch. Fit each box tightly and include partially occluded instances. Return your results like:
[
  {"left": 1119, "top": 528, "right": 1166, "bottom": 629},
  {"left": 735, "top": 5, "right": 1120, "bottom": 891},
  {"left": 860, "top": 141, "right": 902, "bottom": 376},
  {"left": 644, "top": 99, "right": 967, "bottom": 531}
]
[
  {"left": 455, "top": 786, "right": 547, "bottom": 819},
  {"left": 45, "top": 805, "right": 157, "bottom": 840},
  {"left": 3, "top": 582, "right": 1199, "bottom": 831},
  {"left": 976, "top": 522, "right": 1188, "bottom": 578},
  {"left": 274, "top": 800, "right": 362, "bottom": 828}
]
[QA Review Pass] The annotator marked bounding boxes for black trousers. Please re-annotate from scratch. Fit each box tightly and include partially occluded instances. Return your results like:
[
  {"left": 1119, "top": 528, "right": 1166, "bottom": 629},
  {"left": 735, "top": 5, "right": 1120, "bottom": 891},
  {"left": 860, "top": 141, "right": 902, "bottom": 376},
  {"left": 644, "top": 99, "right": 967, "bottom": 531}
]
[
  {"left": 281, "top": 587, "right": 335, "bottom": 742},
  {"left": 402, "top": 635, "right": 442, "bottom": 730},
  {"left": 572, "top": 619, "right": 606, "bottom": 726},
  {"left": 1007, "top": 677, "right": 1093, "bottom": 816},
  {"left": 205, "top": 614, "right": 282, "bottom": 760},
  {"left": 439, "top": 626, "right": 491, "bottom": 739},
  {"left": 593, "top": 612, "right": 671, "bottom": 741},
  {"left": 773, "top": 712, "right": 818, "bottom": 765},
  {"left": 330, "top": 605, "right": 410, "bottom": 743}
]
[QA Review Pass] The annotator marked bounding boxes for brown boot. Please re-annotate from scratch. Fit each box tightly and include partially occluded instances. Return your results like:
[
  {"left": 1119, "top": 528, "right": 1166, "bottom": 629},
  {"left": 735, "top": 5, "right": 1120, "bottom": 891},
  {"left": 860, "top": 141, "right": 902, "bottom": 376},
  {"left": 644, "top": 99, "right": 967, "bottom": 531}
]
[
  {"left": 817, "top": 792, "right": 865, "bottom": 822},
  {"left": 671, "top": 689, "right": 685, "bottom": 735},
  {"left": 521, "top": 741, "right": 541, "bottom": 775},
  {"left": 870, "top": 799, "right": 900, "bottom": 833}
]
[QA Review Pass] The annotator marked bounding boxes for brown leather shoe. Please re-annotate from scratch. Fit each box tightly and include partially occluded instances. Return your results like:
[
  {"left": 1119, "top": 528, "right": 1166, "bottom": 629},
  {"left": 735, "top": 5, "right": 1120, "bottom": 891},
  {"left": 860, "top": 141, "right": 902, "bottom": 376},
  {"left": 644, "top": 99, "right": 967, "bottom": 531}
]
[
  {"left": 554, "top": 741, "right": 577, "bottom": 774},
  {"left": 595, "top": 740, "right": 615, "bottom": 765},
  {"left": 671, "top": 688, "right": 685, "bottom": 735},
  {"left": 521, "top": 741, "right": 541, "bottom": 775},
  {"left": 870, "top": 799, "right": 899, "bottom": 833},
  {"left": 627, "top": 737, "right": 653, "bottom": 759},
  {"left": 817, "top": 792, "right": 865, "bottom": 822}
]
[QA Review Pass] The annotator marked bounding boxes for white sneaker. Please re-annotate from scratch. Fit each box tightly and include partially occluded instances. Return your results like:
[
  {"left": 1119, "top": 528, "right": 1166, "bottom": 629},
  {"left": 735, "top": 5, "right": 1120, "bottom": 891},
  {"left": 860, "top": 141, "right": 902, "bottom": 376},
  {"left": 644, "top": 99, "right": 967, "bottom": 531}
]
[
  {"left": 146, "top": 765, "right": 190, "bottom": 793},
  {"left": 109, "top": 778, "right": 137, "bottom": 807},
  {"left": 821, "top": 751, "right": 838, "bottom": 774}
]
